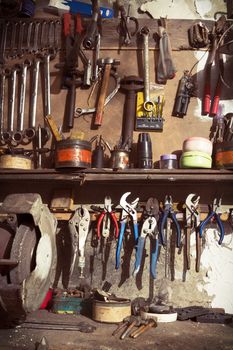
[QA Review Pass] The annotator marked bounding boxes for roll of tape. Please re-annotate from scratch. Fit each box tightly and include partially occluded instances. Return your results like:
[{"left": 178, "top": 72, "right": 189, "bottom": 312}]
[{"left": 140, "top": 309, "right": 177, "bottom": 323}]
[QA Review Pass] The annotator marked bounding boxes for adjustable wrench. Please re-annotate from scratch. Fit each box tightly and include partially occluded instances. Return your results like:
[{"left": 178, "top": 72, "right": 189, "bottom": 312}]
[
  {"left": 140, "top": 26, "right": 155, "bottom": 113},
  {"left": 13, "top": 60, "right": 31, "bottom": 144}
]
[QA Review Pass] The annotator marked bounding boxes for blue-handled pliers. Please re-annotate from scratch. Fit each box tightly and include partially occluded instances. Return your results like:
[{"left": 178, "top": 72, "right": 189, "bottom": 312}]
[
  {"left": 115, "top": 192, "right": 139, "bottom": 270},
  {"left": 160, "top": 195, "right": 181, "bottom": 248},
  {"left": 199, "top": 198, "right": 224, "bottom": 245},
  {"left": 133, "top": 197, "right": 160, "bottom": 279}
]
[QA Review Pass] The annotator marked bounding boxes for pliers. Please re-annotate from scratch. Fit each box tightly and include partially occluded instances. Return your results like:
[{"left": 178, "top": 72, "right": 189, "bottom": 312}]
[
  {"left": 160, "top": 195, "right": 181, "bottom": 248},
  {"left": 185, "top": 193, "right": 201, "bottom": 272},
  {"left": 116, "top": 192, "right": 139, "bottom": 269},
  {"left": 199, "top": 198, "right": 224, "bottom": 245},
  {"left": 133, "top": 198, "right": 160, "bottom": 279},
  {"left": 97, "top": 196, "right": 119, "bottom": 239}
]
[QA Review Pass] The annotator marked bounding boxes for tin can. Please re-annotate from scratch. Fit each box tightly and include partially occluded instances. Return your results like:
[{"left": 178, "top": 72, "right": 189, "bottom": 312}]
[{"left": 55, "top": 139, "right": 92, "bottom": 169}]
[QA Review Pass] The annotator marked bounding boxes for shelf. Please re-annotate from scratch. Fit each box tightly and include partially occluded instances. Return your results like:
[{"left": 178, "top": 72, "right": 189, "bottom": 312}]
[{"left": 0, "top": 169, "right": 232, "bottom": 184}]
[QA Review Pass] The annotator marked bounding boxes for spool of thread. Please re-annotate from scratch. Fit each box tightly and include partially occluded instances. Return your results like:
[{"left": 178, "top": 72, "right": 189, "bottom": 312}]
[
  {"left": 160, "top": 154, "right": 178, "bottom": 169},
  {"left": 137, "top": 133, "right": 153, "bottom": 169},
  {"left": 20, "top": 0, "right": 36, "bottom": 17}
]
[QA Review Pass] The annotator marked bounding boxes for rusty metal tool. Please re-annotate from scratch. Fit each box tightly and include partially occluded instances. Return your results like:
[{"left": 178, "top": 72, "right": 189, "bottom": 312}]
[
  {"left": 185, "top": 193, "right": 201, "bottom": 271},
  {"left": 83, "top": 0, "right": 101, "bottom": 50},
  {"left": 68, "top": 207, "right": 90, "bottom": 278},
  {"left": 120, "top": 316, "right": 141, "bottom": 339},
  {"left": 119, "top": 76, "right": 144, "bottom": 150},
  {"left": 117, "top": 4, "right": 139, "bottom": 46},
  {"left": 0, "top": 20, "right": 9, "bottom": 65},
  {"left": 94, "top": 58, "right": 120, "bottom": 127},
  {"left": 130, "top": 318, "right": 157, "bottom": 338},
  {"left": 13, "top": 59, "right": 31, "bottom": 144}
]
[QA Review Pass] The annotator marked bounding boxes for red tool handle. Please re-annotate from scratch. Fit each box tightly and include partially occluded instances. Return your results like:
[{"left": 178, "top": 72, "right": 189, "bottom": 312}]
[
  {"left": 97, "top": 212, "right": 105, "bottom": 238},
  {"left": 63, "top": 13, "right": 71, "bottom": 37},
  {"left": 203, "top": 82, "right": 211, "bottom": 115},
  {"left": 110, "top": 212, "right": 119, "bottom": 238},
  {"left": 210, "top": 75, "right": 222, "bottom": 116},
  {"left": 75, "top": 13, "right": 84, "bottom": 34}
]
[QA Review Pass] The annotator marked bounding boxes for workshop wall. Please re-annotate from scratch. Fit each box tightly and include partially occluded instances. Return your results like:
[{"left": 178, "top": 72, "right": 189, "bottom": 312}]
[{"left": 0, "top": 0, "right": 233, "bottom": 317}]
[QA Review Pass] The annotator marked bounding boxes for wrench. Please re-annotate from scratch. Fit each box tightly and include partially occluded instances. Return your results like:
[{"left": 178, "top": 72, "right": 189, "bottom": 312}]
[
  {"left": 17, "top": 21, "right": 26, "bottom": 58},
  {"left": 25, "top": 57, "right": 41, "bottom": 141},
  {"left": 2, "top": 67, "right": 18, "bottom": 144},
  {"left": 140, "top": 26, "right": 155, "bottom": 113},
  {"left": 13, "top": 60, "right": 31, "bottom": 144},
  {"left": 0, "top": 21, "right": 9, "bottom": 65},
  {"left": 75, "top": 75, "right": 120, "bottom": 116},
  {"left": 0, "top": 68, "right": 7, "bottom": 140}
]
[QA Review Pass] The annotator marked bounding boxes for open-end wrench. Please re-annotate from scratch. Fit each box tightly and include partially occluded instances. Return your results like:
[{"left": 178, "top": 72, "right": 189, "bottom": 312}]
[
  {"left": 17, "top": 21, "right": 26, "bottom": 58},
  {"left": 0, "top": 68, "right": 8, "bottom": 141},
  {"left": 8, "top": 21, "right": 17, "bottom": 58},
  {"left": 25, "top": 57, "right": 41, "bottom": 141},
  {"left": 140, "top": 26, "right": 155, "bottom": 113},
  {"left": 13, "top": 60, "right": 31, "bottom": 144},
  {"left": 0, "top": 21, "right": 9, "bottom": 65},
  {"left": 32, "top": 21, "right": 41, "bottom": 54},
  {"left": 75, "top": 74, "right": 120, "bottom": 116},
  {"left": 25, "top": 22, "right": 33, "bottom": 53},
  {"left": 2, "top": 67, "right": 18, "bottom": 144}
]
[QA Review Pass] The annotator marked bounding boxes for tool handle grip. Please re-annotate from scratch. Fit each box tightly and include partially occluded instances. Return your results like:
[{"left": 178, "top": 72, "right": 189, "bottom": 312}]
[
  {"left": 67, "top": 81, "right": 76, "bottom": 129},
  {"left": 94, "top": 64, "right": 112, "bottom": 126},
  {"left": 150, "top": 238, "right": 159, "bottom": 279},
  {"left": 196, "top": 230, "right": 201, "bottom": 273},
  {"left": 133, "top": 236, "right": 145, "bottom": 277},
  {"left": 75, "top": 13, "right": 83, "bottom": 33},
  {"left": 186, "top": 227, "right": 191, "bottom": 270},
  {"left": 63, "top": 13, "right": 71, "bottom": 37},
  {"left": 133, "top": 222, "right": 139, "bottom": 241},
  {"left": 203, "top": 82, "right": 211, "bottom": 115},
  {"left": 115, "top": 221, "right": 126, "bottom": 269},
  {"left": 97, "top": 212, "right": 105, "bottom": 238},
  {"left": 199, "top": 212, "right": 214, "bottom": 238},
  {"left": 215, "top": 214, "right": 225, "bottom": 244},
  {"left": 160, "top": 211, "right": 169, "bottom": 245},
  {"left": 171, "top": 212, "right": 181, "bottom": 247},
  {"left": 110, "top": 212, "right": 119, "bottom": 238},
  {"left": 210, "top": 76, "right": 222, "bottom": 116}
]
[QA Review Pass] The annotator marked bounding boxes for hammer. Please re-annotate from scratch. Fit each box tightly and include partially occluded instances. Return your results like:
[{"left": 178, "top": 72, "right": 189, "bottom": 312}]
[{"left": 94, "top": 57, "right": 120, "bottom": 127}]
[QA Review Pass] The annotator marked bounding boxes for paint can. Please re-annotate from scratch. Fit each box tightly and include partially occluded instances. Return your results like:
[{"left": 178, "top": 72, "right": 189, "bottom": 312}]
[
  {"left": 92, "top": 299, "right": 131, "bottom": 323},
  {"left": 214, "top": 141, "right": 233, "bottom": 169},
  {"left": 180, "top": 151, "right": 212, "bottom": 168},
  {"left": 109, "top": 149, "right": 129, "bottom": 170},
  {"left": 0, "top": 154, "right": 32, "bottom": 169},
  {"left": 55, "top": 139, "right": 92, "bottom": 169}
]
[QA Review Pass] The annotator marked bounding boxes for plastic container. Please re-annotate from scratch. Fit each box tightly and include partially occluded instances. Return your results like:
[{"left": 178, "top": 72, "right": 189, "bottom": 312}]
[
  {"left": 182, "top": 137, "right": 213, "bottom": 155},
  {"left": 51, "top": 296, "right": 90, "bottom": 315},
  {"left": 160, "top": 154, "right": 178, "bottom": 169},
  {"left": 180, "top": 151, "right": 212, "bottom": 168}
]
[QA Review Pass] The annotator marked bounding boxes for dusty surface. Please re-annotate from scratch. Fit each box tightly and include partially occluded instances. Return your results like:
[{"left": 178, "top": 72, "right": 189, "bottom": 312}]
[{"left": 0, "top": 310, "right": 233, "bottom": 350}]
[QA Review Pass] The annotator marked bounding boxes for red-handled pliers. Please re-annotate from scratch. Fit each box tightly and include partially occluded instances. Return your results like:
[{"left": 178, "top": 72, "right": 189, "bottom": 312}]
[{"left": 97, "top": 196, "right": 119, "bottom": 239}]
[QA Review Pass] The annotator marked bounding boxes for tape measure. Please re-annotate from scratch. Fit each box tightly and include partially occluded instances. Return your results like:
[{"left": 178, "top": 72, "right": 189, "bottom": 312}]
[{"left": 45, "top": 115, "right": 63, "bottom": 142}]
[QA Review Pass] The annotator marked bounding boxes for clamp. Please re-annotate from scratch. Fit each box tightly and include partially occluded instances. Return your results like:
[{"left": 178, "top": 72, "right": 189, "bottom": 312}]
[
  {"left": 97, "top": 196, "right": 119, "bottom": 239},
  {"left": 160, "top": 195, "right": 181, "bottom": 248},
  {"left": 185, "top": 193, "right": 201, "bottom": 272},
  {"left": 199, "top": 198, "right": 225, "bottom": 245},
  {"left": 116, "top": 192, "right": 139, "bottom": 269},
  {"left": 133, "top": 197, "right": 160, "bottom": 279},
  {"left": 68, "top": 206, "right": 90, "bottom": 278}
]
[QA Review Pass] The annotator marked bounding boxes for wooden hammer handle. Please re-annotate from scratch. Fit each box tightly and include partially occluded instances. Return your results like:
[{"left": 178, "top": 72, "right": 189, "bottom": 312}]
[{"left": 94, "top": 63, "right": 111, "bottom": 126}]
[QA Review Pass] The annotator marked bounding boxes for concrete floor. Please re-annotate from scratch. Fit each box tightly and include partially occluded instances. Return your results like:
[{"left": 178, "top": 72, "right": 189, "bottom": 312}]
[{"left": 0, "top": 310, "right": 233, "bottom": 350}]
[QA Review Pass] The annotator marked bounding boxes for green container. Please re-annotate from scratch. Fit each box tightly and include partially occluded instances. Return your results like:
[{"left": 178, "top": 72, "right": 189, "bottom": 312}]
[
  {"left": 180, "top": 151, "right": 212, "bottom": 169},
  {"left": 51, "top": 296, "right": 91, "bottom": 315}
]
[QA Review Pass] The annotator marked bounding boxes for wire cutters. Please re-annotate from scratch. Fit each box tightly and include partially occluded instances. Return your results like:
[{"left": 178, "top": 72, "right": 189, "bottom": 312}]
[
  {"left": 133, "top": 198, "right": 160, "bottom": 279},
  {"left": 160, "top": 195, "right": 181, "bottom": 248},
  {"left": 199, "top": 198, "right": 224, "bottom": 244},
  {"left": 97, "top": 196, "right": 119, "bottom": 239},
  {"left": 116, "top": 192, "right": 139, "bottom": 269}
]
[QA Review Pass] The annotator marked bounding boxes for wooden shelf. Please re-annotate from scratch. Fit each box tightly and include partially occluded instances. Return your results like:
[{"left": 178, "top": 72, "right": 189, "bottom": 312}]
[{"left": 0, "top": 168, "right": 232, "bottom": 184}]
